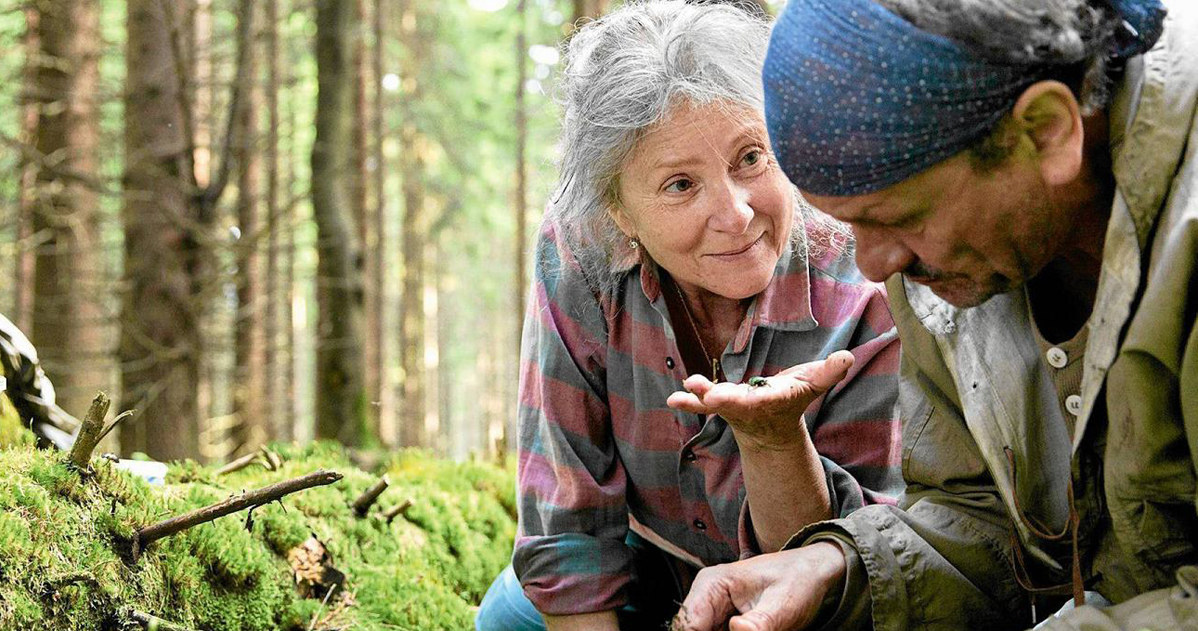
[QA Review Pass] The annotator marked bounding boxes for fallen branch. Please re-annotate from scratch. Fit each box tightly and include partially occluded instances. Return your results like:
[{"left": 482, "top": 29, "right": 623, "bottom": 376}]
[
  {"left": 216, "top": 445, "right": 282, "bottom": 476},
  {"left": 382, "top": 498, "right": 414, "bottom": 523},
  {"left": 214, "top": 451, "right": 259, "bottom": 476},
  {"left": 131, "top": 469, "right": 342, "bottom": 560},
  {"left": 67, "top": 392, "right": 110, "bottom": 471},
  {"left": 130, "top": 609, "right": 195, "bottom": 631},
  {"left": 351, "top": 476, "right": 389, "bottom": 517}
]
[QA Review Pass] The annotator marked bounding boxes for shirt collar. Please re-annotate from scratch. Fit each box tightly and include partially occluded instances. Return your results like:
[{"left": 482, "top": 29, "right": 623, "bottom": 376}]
[{"left": 616, "top": 231, "right": 818, "bottom": 351}]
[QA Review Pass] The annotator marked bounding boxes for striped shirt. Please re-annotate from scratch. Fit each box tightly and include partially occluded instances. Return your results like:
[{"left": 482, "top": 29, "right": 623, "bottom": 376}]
[{"left": 513, "top": 215, "right": 902, "bottom": 616}]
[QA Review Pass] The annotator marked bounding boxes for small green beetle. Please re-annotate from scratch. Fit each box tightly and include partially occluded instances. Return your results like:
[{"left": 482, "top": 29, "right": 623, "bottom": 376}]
[{"left": 747, "top": 376, "right": 768, "bottom": 388}]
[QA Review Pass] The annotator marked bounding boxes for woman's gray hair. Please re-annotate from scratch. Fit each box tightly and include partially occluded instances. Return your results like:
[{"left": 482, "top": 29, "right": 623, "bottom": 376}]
[
  {"left": 873, "top": 0, "right": 1127, "bottom": 113},
  {"left": 545, "top": 0, "right": 785, "bottom": 285}
]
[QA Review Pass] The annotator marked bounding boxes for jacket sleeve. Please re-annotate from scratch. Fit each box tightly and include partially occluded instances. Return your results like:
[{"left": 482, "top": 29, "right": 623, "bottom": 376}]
[
  {"left": 511, "top": 225, "right": 635, "bottom": 616},
  {"left": 787, "top": 276, "right": 1027, "bottom": 631}
]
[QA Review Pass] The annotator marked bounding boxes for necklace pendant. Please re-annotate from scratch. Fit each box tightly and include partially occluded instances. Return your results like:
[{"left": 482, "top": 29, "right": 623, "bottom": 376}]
[{"left": 712, "top": 358, "right": 720, "bottom": 383}]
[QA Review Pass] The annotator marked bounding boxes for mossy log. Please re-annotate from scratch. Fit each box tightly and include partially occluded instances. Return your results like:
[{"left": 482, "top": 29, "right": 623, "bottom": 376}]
[{"left": 0, "top": 441, "right": 516, "bottom": 630}]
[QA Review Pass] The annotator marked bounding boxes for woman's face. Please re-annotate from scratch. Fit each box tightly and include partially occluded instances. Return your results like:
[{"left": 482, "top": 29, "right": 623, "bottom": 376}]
[{"left": 613, "top": 101, "right": 794, "bottom": 301}]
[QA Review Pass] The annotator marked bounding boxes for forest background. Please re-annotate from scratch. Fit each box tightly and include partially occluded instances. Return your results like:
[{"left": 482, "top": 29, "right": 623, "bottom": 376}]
[{"left": 0, "top": 0, "right": 771, "bottom": 466}]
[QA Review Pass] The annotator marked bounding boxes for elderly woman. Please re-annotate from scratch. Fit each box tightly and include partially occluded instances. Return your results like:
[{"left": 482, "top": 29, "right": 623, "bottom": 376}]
[{"left": 476, "top": 2, "right": 903, "bottom": 630}]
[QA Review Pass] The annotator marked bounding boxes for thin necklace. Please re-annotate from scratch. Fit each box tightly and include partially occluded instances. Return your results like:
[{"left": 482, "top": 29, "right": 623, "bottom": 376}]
[{"left": 671, "top": 277, "right": 720, "bottom": 382}]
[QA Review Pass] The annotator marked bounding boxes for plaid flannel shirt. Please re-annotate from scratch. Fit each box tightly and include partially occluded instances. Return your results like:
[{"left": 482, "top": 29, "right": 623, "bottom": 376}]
[{"left": 513, "top": 215, "right": 902, "bottom": 615}]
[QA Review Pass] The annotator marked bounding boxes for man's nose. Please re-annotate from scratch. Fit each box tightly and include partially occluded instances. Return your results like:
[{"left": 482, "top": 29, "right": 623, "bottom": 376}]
[{"left": 853, "top": 225, "right": 915, "bottom": 282}]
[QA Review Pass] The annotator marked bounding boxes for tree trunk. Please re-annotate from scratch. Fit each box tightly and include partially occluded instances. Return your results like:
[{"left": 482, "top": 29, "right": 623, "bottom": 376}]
[
  {"left": 30, "top": 0, "right": 106, "bottom": 420},
  {"left": 265, "top": 0, "right": 285, "bottom": 442},
  {"left": 372, "top": 0, "right": 394, "bottom": 445},
  {"left": 352, "top": 0, "right": 379, "bottom": 435},
  {"left": 570, "top": 0, "right": 610, "bottom": 32},
  {"left": 312, "top": 0, "right": 368, "bottom": 447},
  {"left": 232, "top": 0, "right": 268, "bottom": 453},
  {"left": 121, "top": 0, "right": 203, "bottom": 460},
  {"left": 14, "top": 6, "right": 39, "bottom": 334},
  {"left": 397, "top": 0, "right": 426, "bottom": 448}
]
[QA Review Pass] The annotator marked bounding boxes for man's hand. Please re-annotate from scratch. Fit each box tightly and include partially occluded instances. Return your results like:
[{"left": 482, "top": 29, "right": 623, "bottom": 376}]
[{"left": 672, "top": 543, "right": 846, "bottom": 631}]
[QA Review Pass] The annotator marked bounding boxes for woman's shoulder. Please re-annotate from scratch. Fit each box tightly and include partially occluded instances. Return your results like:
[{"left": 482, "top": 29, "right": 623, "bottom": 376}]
[{"left": 533, "top": 220, "right": 637, "bottom": 313}]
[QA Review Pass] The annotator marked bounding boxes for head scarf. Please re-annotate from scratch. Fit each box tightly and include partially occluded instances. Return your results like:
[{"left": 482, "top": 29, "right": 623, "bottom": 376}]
[{"left": 763, "top": 0, "right": 1166, "bottom": 196}]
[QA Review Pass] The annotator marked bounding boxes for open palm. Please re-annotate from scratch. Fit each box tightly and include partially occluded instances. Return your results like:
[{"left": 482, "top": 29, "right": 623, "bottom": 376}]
[{"left": 666, "top": 350, "right": 854, "bottom": 450}]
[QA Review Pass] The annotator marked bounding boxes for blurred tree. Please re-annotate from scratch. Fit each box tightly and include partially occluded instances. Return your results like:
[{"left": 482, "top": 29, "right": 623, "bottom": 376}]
[
  {"left": 312, "top": 0, "right": 369, "bottom": 447},
  {"left": 13, "top": 7, "right": 38, "bottom": 334},
  {"left": 397, "top": 0, "right": 428, "bottom": 448},
  {"left": 29, "top": 0, "right": 106, "bottom": 420},
  {"left": 121, "top": 0, "right": 204, "bottom": 460},
  {"left": 232, "top": 0, "right": 268, "bottom": 454}
]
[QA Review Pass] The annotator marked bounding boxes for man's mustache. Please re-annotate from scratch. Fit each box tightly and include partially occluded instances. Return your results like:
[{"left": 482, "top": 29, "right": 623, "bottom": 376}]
[{"left": 903, "top": 260, "right": 951, "bottom": 283}]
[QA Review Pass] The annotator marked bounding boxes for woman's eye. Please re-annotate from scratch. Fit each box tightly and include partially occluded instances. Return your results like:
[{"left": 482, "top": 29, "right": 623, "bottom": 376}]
[{"left": 664, "top": 178, "right": 694, "bottom": 193}]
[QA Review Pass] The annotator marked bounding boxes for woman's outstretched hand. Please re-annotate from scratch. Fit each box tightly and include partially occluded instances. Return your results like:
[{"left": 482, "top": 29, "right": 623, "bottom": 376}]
[{"left": 666, "top": 350, "right": 854, "bottom": 451}]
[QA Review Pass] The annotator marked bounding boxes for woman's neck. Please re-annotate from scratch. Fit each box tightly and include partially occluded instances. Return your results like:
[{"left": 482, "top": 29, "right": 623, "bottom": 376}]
[{"left": 672, "top": 275, "right": 749, "bottom": 357}]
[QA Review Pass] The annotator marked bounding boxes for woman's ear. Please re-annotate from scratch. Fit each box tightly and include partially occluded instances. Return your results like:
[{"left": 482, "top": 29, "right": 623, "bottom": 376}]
[
  {"left": 1011, "top": 80, "right": 1084, "bottom": 186},
  {"left": 608, "top": 201, "right": 636, "bottom": 242}
]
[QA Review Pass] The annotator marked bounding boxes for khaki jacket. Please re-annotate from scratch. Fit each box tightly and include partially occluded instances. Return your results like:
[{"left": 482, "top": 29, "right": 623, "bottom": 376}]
[{"left": 794, "top": 2, "right": 1198, "bottom": 629}]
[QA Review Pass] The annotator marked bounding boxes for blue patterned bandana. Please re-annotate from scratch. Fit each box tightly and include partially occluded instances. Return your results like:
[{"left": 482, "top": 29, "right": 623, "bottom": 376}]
[{"left": 763, "top": 0, "right": 1166, "bottom": 196}]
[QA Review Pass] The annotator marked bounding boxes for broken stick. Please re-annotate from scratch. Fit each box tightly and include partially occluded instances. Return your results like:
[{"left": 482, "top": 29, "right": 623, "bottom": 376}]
[
  {"left": 132, "top": 469, "right": 342, "bottom": 560},
  {"left": 351, "top": 476, "right": 389, "bottom": 517},
  {"left": 382, "top": 498, "right": 414, "bottom": 523},
  {"left": 67, "top": 392, "right": 110, "bottom": 471}
]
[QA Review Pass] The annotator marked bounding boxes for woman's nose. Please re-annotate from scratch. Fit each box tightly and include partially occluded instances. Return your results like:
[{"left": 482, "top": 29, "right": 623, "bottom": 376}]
[
  {"left": 706, "top": 180, "right": 753, "bottom": 233},
  {"left": 853, "top": 225, "right": 915, "bottom": 282}
]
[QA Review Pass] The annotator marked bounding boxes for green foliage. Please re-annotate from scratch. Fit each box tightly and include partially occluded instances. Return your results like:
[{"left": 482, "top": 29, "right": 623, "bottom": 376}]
[{"left": 0, "top": 441, "right": 515, "bottom": 630}]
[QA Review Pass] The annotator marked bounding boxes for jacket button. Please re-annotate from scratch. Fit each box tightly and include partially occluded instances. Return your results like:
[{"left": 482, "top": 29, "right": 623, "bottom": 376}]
[
  {"left": 693, "top": 518, "right": 707, "bottom": 530},
  {"left": 666, "top": 357, "right": 675, "bottom": 369},
  {"left": 1046, "top": 347, "right": 1068, "bottom": 368},
  {"left": 1065, "top": 394, "right": 1083, "bottom": 416}
]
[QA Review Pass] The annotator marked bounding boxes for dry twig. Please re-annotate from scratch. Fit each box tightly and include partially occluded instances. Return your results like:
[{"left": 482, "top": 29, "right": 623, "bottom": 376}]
[
  {"left": 130, "top": 469, "right": 342, "bottom": 560},
  {"left": 67, "top": 392, "right": 109, "bottom": 471},
  {"left": 351, "top": 476, "right": 389, "bottom": 517}
]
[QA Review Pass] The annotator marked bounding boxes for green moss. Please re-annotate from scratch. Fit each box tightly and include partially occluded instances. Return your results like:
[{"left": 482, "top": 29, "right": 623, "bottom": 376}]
[
  {"left": 0, "top": 393, "right": 34, "bottom": 450},
  {"left": 0, "top": 440, "right": 515, "bottom": 629}
]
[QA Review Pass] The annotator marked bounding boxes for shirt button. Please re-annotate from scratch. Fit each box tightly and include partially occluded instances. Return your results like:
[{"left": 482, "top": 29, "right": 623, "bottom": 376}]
[
  {"left": 693, "top": 518, "right": 707, "bottom": 531},
  {"left": 665, "top": 357, "right": 675, "bottom": 369},
  {"left": 1046, "top": 347, "right": 1068, "bottom": 369},
  {"left": 682, "top": 449, "right": 697, "bottom": 462},
  {"left": 1065, "top": 394, "right": 1083, "bottom": 417}
]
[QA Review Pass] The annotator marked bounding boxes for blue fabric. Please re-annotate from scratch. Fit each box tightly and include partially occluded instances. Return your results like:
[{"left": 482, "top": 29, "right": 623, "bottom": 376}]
[
  {"left": 476, "top": 531, "right": 686, "bottom": 630},
  {"left": 763, "top": 0, "right": 1166, "bottom": 197},
  {"left": 476, "top": 566, "right": 548, "bottom": 631}
]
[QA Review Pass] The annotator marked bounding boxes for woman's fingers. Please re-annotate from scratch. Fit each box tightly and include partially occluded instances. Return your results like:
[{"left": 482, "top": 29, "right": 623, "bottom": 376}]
[
  {"left": 682, "top": 373, "right": 716, "bottom": 395},
  {"left": 667, "top": 390, "right": 713, "bottom": 414},
  {"left": 775, "top": 350, "right": 854, "bottom": 392}
]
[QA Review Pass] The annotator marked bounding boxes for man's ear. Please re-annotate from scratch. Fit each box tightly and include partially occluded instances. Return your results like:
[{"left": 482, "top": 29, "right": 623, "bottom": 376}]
[{"left": 1011, "top": 80, "right": 1084, "bottom": 186}]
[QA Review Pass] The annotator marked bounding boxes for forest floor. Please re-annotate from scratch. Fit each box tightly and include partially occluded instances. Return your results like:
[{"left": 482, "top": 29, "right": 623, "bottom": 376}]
[{"left": 0, "top": 403, "right": 516, "bottom": 630}]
